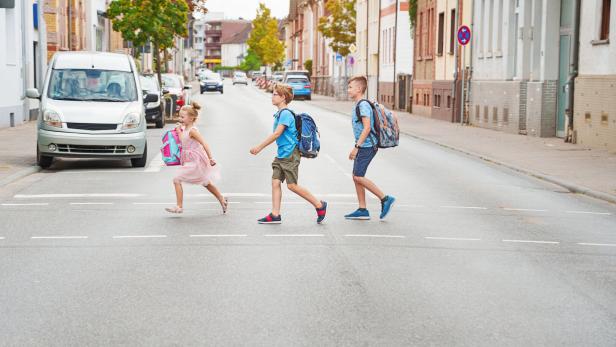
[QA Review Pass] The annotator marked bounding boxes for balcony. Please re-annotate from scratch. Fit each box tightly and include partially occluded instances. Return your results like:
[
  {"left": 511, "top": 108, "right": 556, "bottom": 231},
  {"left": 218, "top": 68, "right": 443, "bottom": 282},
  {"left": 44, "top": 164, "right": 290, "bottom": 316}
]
[
  {"left": 205, "top": 29, "right": 222, "bottom": 36},
  {"left": 205, "top": 42, "right": 221, "bottom": 48}
]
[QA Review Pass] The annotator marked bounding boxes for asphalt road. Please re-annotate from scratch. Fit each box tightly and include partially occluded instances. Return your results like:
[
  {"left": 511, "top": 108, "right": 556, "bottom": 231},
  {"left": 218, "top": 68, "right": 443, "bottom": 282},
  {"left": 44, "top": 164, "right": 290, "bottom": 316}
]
[{"left": 1, "top": 80, "right": 616, "bottom": 346}]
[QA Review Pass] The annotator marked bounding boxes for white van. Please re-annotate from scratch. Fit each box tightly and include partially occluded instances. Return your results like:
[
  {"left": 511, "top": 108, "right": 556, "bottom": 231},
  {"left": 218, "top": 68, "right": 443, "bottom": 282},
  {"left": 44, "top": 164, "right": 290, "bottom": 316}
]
[{"left": 26, "top": 52, "right": 154, "bottom": 168}]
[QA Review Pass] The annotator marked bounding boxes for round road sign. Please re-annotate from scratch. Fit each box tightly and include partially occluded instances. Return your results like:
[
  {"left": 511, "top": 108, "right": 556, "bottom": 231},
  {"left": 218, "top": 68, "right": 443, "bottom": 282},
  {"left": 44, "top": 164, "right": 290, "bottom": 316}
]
[{"left": 457, "top": 25, "right": 471, "bottom": 46}]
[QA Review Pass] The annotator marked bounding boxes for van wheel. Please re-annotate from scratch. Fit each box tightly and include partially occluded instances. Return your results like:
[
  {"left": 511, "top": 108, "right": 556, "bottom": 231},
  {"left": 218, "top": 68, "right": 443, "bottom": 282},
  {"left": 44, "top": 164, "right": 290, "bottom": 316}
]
[
  {"left": 220, "top": 89, "right": 224, "bottom": 94},
  {"left": 155, "top": 117, "right": 164, "bottom": 128},
  {"left": 37, "top": 147, "right": 53, "bottom": 169},
  {"left": 131, "top": 144, "right": 148, "bottom": 168}
]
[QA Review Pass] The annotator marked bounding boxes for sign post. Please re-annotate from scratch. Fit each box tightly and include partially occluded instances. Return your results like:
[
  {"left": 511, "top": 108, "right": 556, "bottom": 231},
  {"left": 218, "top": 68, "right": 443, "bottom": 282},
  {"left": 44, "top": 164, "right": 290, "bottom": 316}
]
[{"left": 457, "top": 25, "right": 471, "bottom": 125}]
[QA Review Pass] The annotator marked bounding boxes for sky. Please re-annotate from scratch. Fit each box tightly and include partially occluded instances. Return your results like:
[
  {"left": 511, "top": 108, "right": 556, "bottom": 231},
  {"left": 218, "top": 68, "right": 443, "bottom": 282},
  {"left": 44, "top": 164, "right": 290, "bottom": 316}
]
[{"left": 203, "top": 0, "right": 289, "bottom": 20}]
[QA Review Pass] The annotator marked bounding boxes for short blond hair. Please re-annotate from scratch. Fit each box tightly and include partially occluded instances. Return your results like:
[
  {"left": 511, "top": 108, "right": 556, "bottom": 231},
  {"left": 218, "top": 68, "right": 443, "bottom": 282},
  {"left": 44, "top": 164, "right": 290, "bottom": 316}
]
[
  {"left": 180, "top": 101, "right": 201, "bottom": 120},
  {"left": 274, "top": 84, "right": 294, "bottom": 104},
  {"left": 349, "top": 76, "right": 368, "bottom": 93}
]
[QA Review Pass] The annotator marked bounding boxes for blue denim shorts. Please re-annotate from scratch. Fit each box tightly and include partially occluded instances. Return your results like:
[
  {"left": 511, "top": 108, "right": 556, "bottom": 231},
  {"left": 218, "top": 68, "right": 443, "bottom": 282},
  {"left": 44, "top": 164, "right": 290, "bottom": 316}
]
[{"left": 353, "top": 146, "right": 378, "bottom": 177}]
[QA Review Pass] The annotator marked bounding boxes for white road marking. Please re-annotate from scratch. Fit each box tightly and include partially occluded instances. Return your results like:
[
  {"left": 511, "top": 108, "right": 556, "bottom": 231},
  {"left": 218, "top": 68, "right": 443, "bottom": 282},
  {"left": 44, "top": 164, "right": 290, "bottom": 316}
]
[
  {"left": 62, "top": 170, "right": 148, "bottom": 174},
  {"left": 190, "top": 234, "right": 247, "bottom": 238},
  {"left": 502, "top": 239, "right": 559, "bottom": 244},
  {"left": 132, "top": 202, "right": 175, "bottom": 205},
  {"left": 31, "top": 236, "right": 88, "bottom": 239},
  {"left": 397, "top": 204, "right": 424, "bottom": 208},
  {"left": 255, "top": 201, "right": 305, "bottom": 205},
  {"left": 112, "top": 235, "right": 167, "bottom": 239},
  {"left": 345, "top": 234, "right": 405, "bottom": 238},
  {"left": 503, "top": 208, "right": 548, "bottom": 212},
  {"left": 425, "top": 237, "right": 481, "bottom": 241},
  {"left": 577, "top": 243, "right": 616, "bottom": 247},
  {"left": 440, "top": 205, "right": 488, "bottom": 210},
  {"left": 196, "top": 201, "right": 240, "bottom": 204},
  {"left": 264, "top": 234, "right": 325, "bottom": 237},
  {"left": 70, "top": 202, "right": 114, "bottom": 205},
  {"left": 0, "top": 237, "right": 5, "bottom": 240},
  {"left": 323, "top": 153, "right": 352, "bottom": 179},
  {"left": 144, "top": 152, "right": 164, "bottom": 172},
  {"left": 1, "top": 203, "right": 49, "bottom": 206},
  {"left": 566, "top": 211, "right": 612, "bottom": 216},
  {"left": 15, "top": 193, "right": 143, "bottom": 199}
]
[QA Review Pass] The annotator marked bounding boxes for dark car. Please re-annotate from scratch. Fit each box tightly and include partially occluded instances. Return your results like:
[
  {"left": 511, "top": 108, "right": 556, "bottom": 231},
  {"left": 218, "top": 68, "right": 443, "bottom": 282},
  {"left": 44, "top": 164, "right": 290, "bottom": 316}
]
[
  {"left": 200, "top": 73, "right": 224, "bottom": 94},
  {"left": 139, "top": 74, "right": 167, "bottom": 128}
]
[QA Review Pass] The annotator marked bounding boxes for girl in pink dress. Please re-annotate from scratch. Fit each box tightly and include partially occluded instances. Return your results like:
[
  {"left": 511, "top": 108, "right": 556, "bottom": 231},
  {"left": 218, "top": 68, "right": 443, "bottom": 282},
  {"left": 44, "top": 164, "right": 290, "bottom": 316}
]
[{"left": 165, "top": 102, "right": 227, "bottom": 214}]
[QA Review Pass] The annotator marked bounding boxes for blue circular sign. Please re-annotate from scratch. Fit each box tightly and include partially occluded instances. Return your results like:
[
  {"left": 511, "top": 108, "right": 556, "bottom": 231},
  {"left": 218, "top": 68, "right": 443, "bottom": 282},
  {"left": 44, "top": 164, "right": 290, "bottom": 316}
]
[{"left": 457, "top": 25, "right": 471, "bottom": 46}]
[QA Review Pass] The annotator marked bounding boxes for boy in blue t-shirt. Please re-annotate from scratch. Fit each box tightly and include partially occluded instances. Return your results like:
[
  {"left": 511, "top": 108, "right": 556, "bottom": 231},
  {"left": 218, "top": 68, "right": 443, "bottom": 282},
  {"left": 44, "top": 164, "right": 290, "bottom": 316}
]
[
  {"left": 345, "top": 76, "right": 395, "bottom": 220},
  {"left": 250, "top": 84, "right": 327, "bottom": 224}
]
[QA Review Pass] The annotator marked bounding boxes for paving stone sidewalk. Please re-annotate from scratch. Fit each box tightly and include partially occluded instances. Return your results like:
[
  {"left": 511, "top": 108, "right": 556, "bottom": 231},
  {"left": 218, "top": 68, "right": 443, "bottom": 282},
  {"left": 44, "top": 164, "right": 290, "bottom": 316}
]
[{"left": 309, "top": 93, "right": 616, "bottom": 204}]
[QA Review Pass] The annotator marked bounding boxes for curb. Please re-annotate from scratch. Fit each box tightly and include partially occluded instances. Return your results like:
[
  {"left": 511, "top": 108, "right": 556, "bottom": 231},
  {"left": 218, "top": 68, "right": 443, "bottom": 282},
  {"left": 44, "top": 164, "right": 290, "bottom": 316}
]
[
  {"left": 314, "top": 101, "right": 616, "bottom": 206},
  {"left": 0, "top": 165, "right": 42, "bottom": 188}
]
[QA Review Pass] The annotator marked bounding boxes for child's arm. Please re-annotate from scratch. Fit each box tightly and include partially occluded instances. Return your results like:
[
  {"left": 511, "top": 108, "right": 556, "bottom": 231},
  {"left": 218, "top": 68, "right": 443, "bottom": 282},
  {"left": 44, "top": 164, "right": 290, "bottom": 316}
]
[
  {"left": 189, "top": 129, "right": 216, "bottom": 164},
  {"left": 250, "top": 124, "right": 286, "bottom": 155}
]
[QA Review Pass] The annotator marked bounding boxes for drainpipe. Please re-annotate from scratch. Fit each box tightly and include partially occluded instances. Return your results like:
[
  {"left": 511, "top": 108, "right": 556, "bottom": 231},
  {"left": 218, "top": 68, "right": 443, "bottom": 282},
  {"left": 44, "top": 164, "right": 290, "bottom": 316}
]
[
  {"left": 451, "top": 0, "right": 459, "bottom": 122},
  {"left": 393, "top": 0, "right": 399, "bottom": 109},
  {"left": 366, "top": 0, "right": 369, "bottom": 80},
  {"left": 376, "top": 0, "right": 382, "bottom": 101},
  {"left": 20, "top": 0, "right": 29, "bottom": 123},
  {"left": 565, "top": 0, "right": 581, "bottom": 143}
]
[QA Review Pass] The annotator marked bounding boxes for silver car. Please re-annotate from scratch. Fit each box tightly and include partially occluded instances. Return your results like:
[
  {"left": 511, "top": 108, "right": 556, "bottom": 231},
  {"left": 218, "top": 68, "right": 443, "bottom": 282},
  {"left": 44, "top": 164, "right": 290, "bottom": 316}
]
[{"left": 26, "top": 52, "right": 154, "bottom": 168}]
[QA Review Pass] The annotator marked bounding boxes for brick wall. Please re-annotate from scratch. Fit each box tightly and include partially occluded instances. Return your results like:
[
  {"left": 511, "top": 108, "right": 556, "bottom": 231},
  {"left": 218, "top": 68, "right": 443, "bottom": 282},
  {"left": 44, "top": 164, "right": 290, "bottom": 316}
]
[
  {"left": 432, "top": 80, "right": 454, "bottom": 122},
  {"left": 574, "top": 75, "right": 616, "bottom": 151},
  {"left": 469, "top": 81, "right": 524, "bottom": 134},
  {"left": 526, "top": 81, "right": 557, "bottom": 137},
  {"left": 378, "top": 82, "right": 395, "bottom": 109}
]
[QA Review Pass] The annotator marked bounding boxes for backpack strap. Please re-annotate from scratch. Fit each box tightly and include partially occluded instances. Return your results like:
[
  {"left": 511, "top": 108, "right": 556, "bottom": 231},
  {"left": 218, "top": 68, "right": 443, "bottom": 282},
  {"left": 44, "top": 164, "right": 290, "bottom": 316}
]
[
  {"left": 279, "top": 108, "right": 301, "bottom": 144},
  {"left": 354, "top": 99, "right": 379, "bottom": 146}
]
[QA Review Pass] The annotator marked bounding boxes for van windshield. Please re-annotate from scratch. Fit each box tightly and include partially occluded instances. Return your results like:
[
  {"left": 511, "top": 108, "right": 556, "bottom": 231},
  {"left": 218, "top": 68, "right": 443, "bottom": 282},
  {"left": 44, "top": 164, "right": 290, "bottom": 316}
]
[{"left": 47, "top": 69, "right": 138, "bottom": 102}]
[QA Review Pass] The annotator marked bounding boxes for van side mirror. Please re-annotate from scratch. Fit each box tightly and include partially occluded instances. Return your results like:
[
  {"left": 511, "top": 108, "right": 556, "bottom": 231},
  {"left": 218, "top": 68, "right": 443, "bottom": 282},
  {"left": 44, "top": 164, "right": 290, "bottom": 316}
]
[
  {"left": 26, "top": 88, "right": 40, "bottom": 99},
  {"left": 144, "top": 93, "right": 158, "bottom": 103},
  {"left": 183, "top": 85, "right": 191, "bottom": 90},
  {"left": 162, "top": 89, "right": 170, "bottom": 95}
]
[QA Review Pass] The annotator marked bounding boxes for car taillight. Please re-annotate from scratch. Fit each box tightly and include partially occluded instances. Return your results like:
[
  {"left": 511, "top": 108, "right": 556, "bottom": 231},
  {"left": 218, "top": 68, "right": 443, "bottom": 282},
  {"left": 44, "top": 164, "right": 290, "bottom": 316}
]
[
  {"left": 177, "top": 97, "right": 184, "bottom": 107},
  {"left": 305, "top": 84, "right": 311, "bottom": 89}
]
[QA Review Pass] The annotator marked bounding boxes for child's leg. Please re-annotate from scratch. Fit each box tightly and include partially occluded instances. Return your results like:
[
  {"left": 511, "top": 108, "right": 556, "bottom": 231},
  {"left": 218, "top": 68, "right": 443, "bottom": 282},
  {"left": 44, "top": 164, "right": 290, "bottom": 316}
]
[
  {"left": 353, "top": 176, "right": 368, "bottom": 209},
  {"left": 204, "top": 182, "right": 224, "bottom": 203},
  {"left": 173, "top": 178, "right": 184, "bottom": 208},
  {"left": 354, "top": 176, "right": 385, "bottom": 203},
  {"left": 272, "top": 179, "right": 282, "bottom": 216},
  {"left": 287, "top": 183, "right": 322, "bottom": 208}
]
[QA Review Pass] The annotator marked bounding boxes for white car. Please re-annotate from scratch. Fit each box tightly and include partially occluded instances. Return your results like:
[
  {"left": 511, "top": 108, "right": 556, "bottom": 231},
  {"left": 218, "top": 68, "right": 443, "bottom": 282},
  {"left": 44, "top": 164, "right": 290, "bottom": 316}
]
[
  {"left": 26, "top": 52, "right": 152, "bottom": 168},
  {"left": 232, "top": 71, "right": 248, "bottom": 85}
]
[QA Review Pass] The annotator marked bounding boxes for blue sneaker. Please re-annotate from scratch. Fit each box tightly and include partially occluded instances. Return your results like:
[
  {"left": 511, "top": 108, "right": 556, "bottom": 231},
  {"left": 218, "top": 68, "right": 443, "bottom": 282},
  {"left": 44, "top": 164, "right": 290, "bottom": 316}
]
[
  {"left": 344, "top": 208, "right": 370, "bottom": 220},
  {"left": 380, "top": 196, "right": 396, "bottom": 219}
]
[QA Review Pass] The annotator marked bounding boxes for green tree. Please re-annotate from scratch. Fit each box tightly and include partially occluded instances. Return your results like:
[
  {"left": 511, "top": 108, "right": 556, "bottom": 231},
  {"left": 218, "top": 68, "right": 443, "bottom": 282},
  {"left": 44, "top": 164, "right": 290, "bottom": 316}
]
[
  {"left": 247, "top": 3, "right": 285, "bottom": 74},
  {"left": 409, "top": 0, "right": 417, "bottom": 33},
  {"left": 303, "top": 59, "right": 313, "bottom": 77},
  {"left": 318, "top": 0, "right": 356, "bottom": 56},
  {"left": 107, "top": 0, "right": 190, "bottom": 86},
  {"left": 239, "top": 49, "right": 262, "bottom": 72}
]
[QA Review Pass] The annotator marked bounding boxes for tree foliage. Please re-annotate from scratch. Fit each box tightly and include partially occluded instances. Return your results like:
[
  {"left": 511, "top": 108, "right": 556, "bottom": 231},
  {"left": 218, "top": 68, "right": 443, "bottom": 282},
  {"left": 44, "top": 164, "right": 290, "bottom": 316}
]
[
  {"left": 409, "top": 0, "right": 417, "bottom": 33},
  {"left": 239, "top": 49, "right": 262, "bottom": 72},
  {"left": 247, "top": 3, "right": 285, "bottom": 68},
  {"left": 318, "top": 0, "right": 356, "bottom": 56},
  {"left": 107, "top": 0, "right": 190, "bottom": 84}
]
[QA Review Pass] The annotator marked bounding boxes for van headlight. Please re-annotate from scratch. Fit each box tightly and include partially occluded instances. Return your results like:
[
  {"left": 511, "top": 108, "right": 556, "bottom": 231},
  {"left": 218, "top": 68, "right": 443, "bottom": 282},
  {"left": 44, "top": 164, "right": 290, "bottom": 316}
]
[
  {"left": 121, "top": 112, "right": 141, "bottom": 130},
  {"left": 43, "top": 110, "right": 62, "bottom": 128}
]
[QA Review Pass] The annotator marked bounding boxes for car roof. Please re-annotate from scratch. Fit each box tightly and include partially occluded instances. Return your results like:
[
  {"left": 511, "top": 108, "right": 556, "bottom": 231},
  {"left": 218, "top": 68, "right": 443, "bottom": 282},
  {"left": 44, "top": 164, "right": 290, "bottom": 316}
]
[
  {"left": 286, "top": 75, "right": 309, "bottom": 79},
  {"left": 53, "top": 52, "right": 133, "bottom": 71}
]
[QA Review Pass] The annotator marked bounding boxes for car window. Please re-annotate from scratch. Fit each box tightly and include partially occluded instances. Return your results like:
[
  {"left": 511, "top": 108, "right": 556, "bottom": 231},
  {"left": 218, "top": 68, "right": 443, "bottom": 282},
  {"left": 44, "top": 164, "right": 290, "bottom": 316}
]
[
  {"left": 139, "top": 76, "right": 159, "bottom": 91},
  {"left": 286, "top": 78, "right": 308, "bottom": 84},
  {"left": 162, "top": 75, "right": 180, "bottom": 88},
  {"left": 204, "top": 74, "right": 221, "bottom": 81},
  {"left": 47, "top": 69, "right": 138, "bottom": 102}
]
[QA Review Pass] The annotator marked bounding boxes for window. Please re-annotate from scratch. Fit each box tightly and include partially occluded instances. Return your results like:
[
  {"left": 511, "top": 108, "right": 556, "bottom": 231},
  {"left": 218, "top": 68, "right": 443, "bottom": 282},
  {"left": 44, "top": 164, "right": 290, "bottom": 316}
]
[
  {"left": 600, "top": 0, "right": 611, "bottom": 41},
  {"left": 496, "top": 0, "right": 504, "bottom": 53},
  {"left": 438, "top": 12, "right": 445, "bottom": 56},
  {"left": 450, "top": 9, "right": 456, "bottom": 54},
  {"left": 418, "top": 11, "right": 424, "bottom": 59},
  {"left": 488, "top": 0, "right": 494, "bottom": 54}
]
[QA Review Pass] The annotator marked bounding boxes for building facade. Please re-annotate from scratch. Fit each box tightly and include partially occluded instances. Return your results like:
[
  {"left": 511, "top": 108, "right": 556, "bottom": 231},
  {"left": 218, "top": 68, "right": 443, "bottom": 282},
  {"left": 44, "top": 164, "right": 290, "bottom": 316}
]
[
  {"left": 43, "top": 0, "right": 87, "bottom": 61},
  {"left": 413, "top": 0, "right": 436, "bottom": 117},
  {"left": 221, "top": 22, "right": 251, "bottom": 67},
  {"left": 356, "top": 0, "right": 380, "bottom": 100},
  {"left": 574, "top": 0, "right": 615, "bottom": 150}
]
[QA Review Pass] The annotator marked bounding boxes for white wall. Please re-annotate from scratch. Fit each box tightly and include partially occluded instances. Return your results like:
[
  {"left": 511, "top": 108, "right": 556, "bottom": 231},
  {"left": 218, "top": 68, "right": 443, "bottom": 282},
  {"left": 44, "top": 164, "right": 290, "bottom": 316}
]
[
  {"left": 222, "top": 43, "right": 247, "bottom": 67},
  {"left": 396, "top": 2, "right": 413, "bottom": 76},
  {"left": 579, "top": 0, "right": 616, "bottom": 75},
  {"left": 0, "top": 2, "right": 27, "bottom": 127}
]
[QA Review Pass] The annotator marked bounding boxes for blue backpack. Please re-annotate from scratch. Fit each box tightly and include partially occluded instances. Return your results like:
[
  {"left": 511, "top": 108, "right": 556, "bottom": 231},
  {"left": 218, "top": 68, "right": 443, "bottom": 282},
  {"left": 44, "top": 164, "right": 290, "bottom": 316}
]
[
  {"left": 355, "top": 99, "right": 400, "bottom": 148},
  {"left": 283, "top": 109, "right": 320, "bottom": 158}
]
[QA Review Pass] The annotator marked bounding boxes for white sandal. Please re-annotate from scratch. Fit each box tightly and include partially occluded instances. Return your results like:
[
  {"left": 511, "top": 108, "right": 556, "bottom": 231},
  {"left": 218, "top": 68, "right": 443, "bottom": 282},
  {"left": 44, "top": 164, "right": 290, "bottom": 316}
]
[
  {"left": 165, "top": 206, "right": 183, "bottom": 214},
  {"left": 221, "top": 197, "right": 228, "bottom": 214}
]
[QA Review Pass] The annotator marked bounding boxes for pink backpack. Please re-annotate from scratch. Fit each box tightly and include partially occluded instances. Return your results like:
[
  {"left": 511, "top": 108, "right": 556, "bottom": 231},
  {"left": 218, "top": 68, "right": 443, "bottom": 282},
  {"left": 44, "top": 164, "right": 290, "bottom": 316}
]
[{"left": 161, "top": 129, "right": 182, "bottom": 166}]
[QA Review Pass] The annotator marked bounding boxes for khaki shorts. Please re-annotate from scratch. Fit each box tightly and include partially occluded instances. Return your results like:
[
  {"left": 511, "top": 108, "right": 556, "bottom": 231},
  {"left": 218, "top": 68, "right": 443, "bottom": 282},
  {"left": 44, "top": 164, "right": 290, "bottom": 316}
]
[{"left": 272, "top": 149, "right": 300, "bottom": 184}]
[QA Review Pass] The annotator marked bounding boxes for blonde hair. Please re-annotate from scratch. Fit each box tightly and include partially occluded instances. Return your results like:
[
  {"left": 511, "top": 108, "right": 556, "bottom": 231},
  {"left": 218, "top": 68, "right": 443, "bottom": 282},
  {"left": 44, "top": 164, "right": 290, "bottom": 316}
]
[
  {"left": 274, "top": 84, "right": 294, "bottom": 104},
  {"left": 180, "top": 101, "right": 202, "bottom": 121},
  {"left": 349, "top": 76, "right": 368, "bottom": 93}
]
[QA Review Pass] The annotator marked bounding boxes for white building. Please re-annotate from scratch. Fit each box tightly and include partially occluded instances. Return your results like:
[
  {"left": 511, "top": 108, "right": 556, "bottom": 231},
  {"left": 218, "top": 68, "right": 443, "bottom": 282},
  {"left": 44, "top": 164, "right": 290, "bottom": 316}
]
[
  {"left": 193, "top": 19, "right": 206, "bottom": 67},
  {"left": 0, "top": 0, "right": 40, "bottom": 128},
  {"left": 573, "top": 0, "right": 616, "bottom": 150},
  {"left": 470, "top": 0, "right": 569, "bottom": 138},
  {"left": 221, "top": 23, "right": 251, "bottom": 67}
]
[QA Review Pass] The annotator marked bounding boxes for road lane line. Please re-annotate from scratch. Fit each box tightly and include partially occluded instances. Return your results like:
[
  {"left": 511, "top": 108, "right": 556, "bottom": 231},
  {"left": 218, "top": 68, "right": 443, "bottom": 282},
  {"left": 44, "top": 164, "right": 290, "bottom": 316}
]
[
  {"left": 70, "top": 202, "right": 114, "bottom": 205},
  {"left": 2, "top": 203, "right": 49, "bottom": 206},
  {"left": 0, "top": 237, "right": 5, "bottom": 240},
  {"left": 397, "top": 204, "right": 425, "bottom": 208},
  {"left": 345, "top": 234, "right": 405, "bottom": 238},
  {"left": 503, "top": 208, "right": 548, "bottom": 212},
  {"left": 425, "top": 237, "right": 481, "bottom": 241},
  {"left": 144, "top": 152, "right": 163, "bottom": 173},
  {"left": 132, "top": 202, "right": 175, "bottom": 205},
  {"left": 566, "top": 211, "right": 612, "bottom": 216},
  {"left": 577, "top": 243, "right": 616, "bottom": 247},
  {"left": 440, "top": 205, "right": 488, "bottom": 210},
  {"left": 264, "top": 234, "right": 325, "bottom": 237},
  {"left": 323, "top": 153, "right": 352, "bottom": 179},
  {"left": 112, "top": 235, "right": 167, "bottom": 239},
  {"left": 15, "top": 193, "right": 143, "bottom": 199},
  {"left": 190, "top": 234, "right": 247, "bottom": 238},
  {"left": 502, "top": 239, "right": 559, "bottom": 244},
  {"left": 255, "top": 201, "right": 305, "bottom": 205},
  {"left": 31, "top": 236, "right": 88, "bottom": 239},
  {"left": 195, "top": 201, "right": 240, "bottom": 204}
]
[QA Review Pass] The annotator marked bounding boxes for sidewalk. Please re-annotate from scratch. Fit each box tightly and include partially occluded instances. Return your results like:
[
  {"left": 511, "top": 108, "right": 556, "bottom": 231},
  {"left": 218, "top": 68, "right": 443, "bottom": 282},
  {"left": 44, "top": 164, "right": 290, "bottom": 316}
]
[
  {"left": 0, "top": 121, "right": 39, "bottom": 187},
  {"left": 309, "top": 93, "right": 616, "bottom": 204}
]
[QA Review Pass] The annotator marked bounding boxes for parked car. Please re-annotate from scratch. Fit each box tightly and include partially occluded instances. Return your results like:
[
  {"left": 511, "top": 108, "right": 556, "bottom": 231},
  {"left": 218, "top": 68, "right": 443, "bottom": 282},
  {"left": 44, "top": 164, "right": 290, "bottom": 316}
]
[
  {"left": 200, "top": 73, "right": 224, "bottom": 94},
  {"left": 26, "top": 51, "right": 154, "bottom": 168},
  {"left": 161, "top": 73, "right": 190, "bottom": 113},
  {"left": 283, "top": 70, "right": 310, "bottom": 81},
  {"left": 272, "top": 71, "right": 284, "bottom": 83},
  {"left": 250, "top": 71, "right": 263, "bottom": 81},
  {"left": 232, "top": 71, "right": 248, "bottom": 85},
  {"left": 139, "top": 74, "right": 167, "bottom": 128},
  {"left": 285, "top": 75, "right": 312, "bottom": 100}
]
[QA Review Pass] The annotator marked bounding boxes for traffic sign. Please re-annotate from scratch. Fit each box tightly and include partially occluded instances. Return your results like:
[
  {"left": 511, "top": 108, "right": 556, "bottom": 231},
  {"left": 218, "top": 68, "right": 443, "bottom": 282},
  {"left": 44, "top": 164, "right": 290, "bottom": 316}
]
[
  {"left": 336, "top": 53, "right": 343, "bottom": 62},
  {"left": 457, "top": 25, "right": 471, "bottom": 46},
  {"left": 349, "top": 43, "right": 357, "bottom": 54}
]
